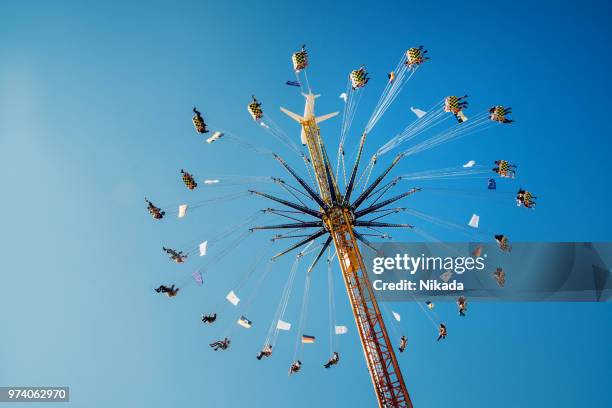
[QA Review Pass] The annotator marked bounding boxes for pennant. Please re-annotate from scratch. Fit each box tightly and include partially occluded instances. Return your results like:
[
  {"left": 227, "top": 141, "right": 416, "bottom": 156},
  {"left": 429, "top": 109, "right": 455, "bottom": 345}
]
[
  {"left": 301, "top": 334, "right": 316, "bottom": 344},
  {"left": 192, "top": 271, "right": 203, "bottom": 286},
  {"left": 199, "top": 241, "right": 208, "bottom": 256},
  {"left": 468, "top": 214, "right": 480, "bottom": 228},
  {"left": 276, "top": 320, "right": 291, "bottom": 331},
  {"left": 178, "top": 204, "right": 188, "bottom": 218},
  {"left": 410, "top": 107, "right": 427, "bottom": 118},
  {"left": 440, "top": 270, "right": 453, "bottom": 283},
  {"left": 226, "top": 290, "right": 240, "bottom": 306},
  {"left": 462, "top": 160, "right": 476, "bottom": 168},
  {"left": 206, "top": 131, "right": 224, "bottom": 144},
  {"left": 339, "top": 93, "right": 348, "bottom": 103},
  {"left": 237, "top": 316, "right": 252, "bottom": 328},
  {"left": 334, "top": 325, "right": 348, "bottom": 335},
  {"left": 392, "top": 311, "right": 401, "bottom": 322}
]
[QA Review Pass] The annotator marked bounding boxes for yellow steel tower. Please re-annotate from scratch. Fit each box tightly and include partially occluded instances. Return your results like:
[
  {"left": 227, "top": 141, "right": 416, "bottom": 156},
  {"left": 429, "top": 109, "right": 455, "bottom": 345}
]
[{"left": 278, "top": 93, "right": 414, "bottom": 407}]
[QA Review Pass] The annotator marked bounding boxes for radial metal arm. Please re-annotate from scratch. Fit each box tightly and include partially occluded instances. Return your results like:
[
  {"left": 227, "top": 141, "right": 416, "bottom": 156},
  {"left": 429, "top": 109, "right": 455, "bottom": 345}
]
[
  {"left": 352, "top": 154, "right": 404, "bottom": 210},
  {"left": 272, "top": 228, "right": 327, "bottom": 259},
  {"left": 250, "top": 190, "right": 323, "bottom": 219}
]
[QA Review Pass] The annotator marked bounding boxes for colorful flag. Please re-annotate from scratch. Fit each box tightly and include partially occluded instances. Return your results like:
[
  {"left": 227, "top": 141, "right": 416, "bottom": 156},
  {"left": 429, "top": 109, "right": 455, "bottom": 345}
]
[
  {"left": 301, "top": 334, "right": 316, "bottom": 344},
  {"left": 192, "top": 271, "right": 203, "bottom": 286},
  {"left": 237, "top": 316, "right": 252, "bottom": 328}
]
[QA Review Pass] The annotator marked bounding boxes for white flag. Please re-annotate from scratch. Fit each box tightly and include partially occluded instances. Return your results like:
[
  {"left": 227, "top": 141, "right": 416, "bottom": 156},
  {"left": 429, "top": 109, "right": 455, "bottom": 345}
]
[
  {"left": 237, "top": 316, "right": 252, "bottom": 328},
  {"left": 178, "top": 204, "right": 188, "bottom": 218},
  {"left": 392, "top": 311, "right": 401, "bottom": 322},
  {"left": 276, "top": 320, "right": 291, "bottom": 331},
  {"left": 226, "top": 290, "right": 240, "bottom": 306},
  {"left": 204, "top": 179, "right": 220, "bottom": 184},
  {"left": 335, "top": 325, "right": 348, "bottom": 335},
  {"left": 410, "top": 107, "right": 427, "bottom": 118},
  {"left": 440, "top": 270, "right": 453, "bottom": 283},
  {"left": 199, "top": 241, "right": 208, "bottom": 256},
  {"left": 206, "top": 131, "right": 224, "bottom": 144},
  {"left": 468, "top": 214, "right": 480, "bottom": 228},
  {"left": 339, "top": 93, "right": 348, "bottom": 103},
  {"left": 462, "top": 160, "right": 476, "bottom": 168}
]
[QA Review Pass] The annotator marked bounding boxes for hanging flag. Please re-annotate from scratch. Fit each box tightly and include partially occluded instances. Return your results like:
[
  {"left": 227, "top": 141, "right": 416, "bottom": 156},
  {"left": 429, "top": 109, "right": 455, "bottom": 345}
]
[
  {"left": 462, "top": 160, "right": 476, "bottom": 168},
  {"left": 237, "top": 316, "right": 252, "bottom": 328},
  {"left": 392, "top": 311, "right": 401, "bottom": 322},
  {"left": 301, "top": 334, "right": 316, "bottom": 344},
  {"left": 468, "top": 214, "right": 480, "bottom": 228},
  {"left": 178, "top": 204, "right": 188, "bottom": 218},
  {"left": 410, "top": 107, "right": 427, "bottom": 118},
  {"left": 226, "top": 290, "right": 240, "bottom": 306},
  {"left": 440, "top": 270, "right": 453, "bottom": 283},
  {"left": 457, "top": 111, "right": 469, "bottom": 123},
  {"left": 425, "top": 301, "right": 435, "bottom": 310},
  {"left": 339, "top": 93, "right": 348, "bottom": 103},
  {"left": 276, "top": 320, "right": 291, "bottom": 331},
  {"left": 335, "top": 325, "right": 348, "bottom": 335},
  {"left": 192, "top": 271, "right": 203, "bottom": 286},
  {"left": 204, "top": 179, "right": 220, "bottom": 185},
  {"left": 488, "top": 178, "right": 497, "bottom": 190},
  {"left": 199, "top": 241, "right": 208, "bottom": 256},
  {"left": 206, "top": 131, "right": 224, "bottom": 144},
  {"left": 286, "top": 80, "right": 301, "bottom": 87},
  {"left": 472, "top": 246, "right": 483, "bottom": 257}
]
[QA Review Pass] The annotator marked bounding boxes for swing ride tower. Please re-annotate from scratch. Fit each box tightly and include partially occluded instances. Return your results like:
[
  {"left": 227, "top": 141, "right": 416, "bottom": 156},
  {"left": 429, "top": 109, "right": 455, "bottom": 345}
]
[{"left": 277, "top": 93, "right": 413, "bottom": 408}]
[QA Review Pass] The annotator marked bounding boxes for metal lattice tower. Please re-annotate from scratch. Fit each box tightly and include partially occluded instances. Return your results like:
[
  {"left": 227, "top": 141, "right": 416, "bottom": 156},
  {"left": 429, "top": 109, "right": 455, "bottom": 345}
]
[{"left": 251, "top": 93, "right": 417, "bottom": 407}]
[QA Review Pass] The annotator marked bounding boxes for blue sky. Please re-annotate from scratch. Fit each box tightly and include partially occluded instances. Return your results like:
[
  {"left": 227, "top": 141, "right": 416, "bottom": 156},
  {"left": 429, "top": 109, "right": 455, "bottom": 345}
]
[{"left": 1, "top": 0, "right": 611, "bottom": 407}]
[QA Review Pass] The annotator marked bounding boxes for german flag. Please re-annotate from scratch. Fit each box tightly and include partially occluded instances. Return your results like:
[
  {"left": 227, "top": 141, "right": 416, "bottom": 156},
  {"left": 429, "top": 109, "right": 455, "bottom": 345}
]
[{"left": 301, "top": 335, "right": 315, "bottom": 344}]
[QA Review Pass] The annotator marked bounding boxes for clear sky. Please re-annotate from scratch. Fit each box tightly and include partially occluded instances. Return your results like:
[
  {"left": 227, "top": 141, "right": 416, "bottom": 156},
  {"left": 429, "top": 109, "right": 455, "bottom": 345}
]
[{"left": 1, "top": 0, "right": 611, "bottom": 407}]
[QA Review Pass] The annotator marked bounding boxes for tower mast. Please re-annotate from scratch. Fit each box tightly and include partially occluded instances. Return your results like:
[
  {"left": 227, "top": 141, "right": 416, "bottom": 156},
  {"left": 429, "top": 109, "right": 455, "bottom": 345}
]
[{"left": 281, "top": 94, "right": 413, "bottom": 408}]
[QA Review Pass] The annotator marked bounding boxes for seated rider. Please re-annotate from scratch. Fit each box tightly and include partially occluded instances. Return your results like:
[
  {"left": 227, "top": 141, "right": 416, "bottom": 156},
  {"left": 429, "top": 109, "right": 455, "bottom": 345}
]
[
  {"left": 209, "top": 338, "right": 230, "bottom": 351},
  {"left": 155, "top": 284, "right": 179, "bottom": 297},
  {"left": 457, "top": 296, "right": 467, "bottom": 317},
  {"left": 256, "top": 344, "right": 273, "bottom": 360},
  {"left": 289, "top": 360, "right": 302, "bottom": 375},
  {"left": 494, "top": 234, "right": 511, "bottom": 252},
  {"left": 163, "top": 247, "right": 187, "bottom": 263},
  {"left": 201, "top": 313, "right": 217, "bottom": 324},
  {"left": 398, "top": 336, "right": 408, "bottom": 353},
  {"left": 437, "top": 324, "right": 447, "bottom": 341},
  {"left": 323, "top": 352, "right": 340, "bottom": 368},
  {"left": 145, "top": 198, "right": 165, "bottom": 219}
]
